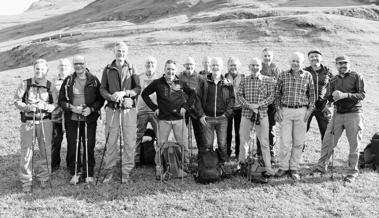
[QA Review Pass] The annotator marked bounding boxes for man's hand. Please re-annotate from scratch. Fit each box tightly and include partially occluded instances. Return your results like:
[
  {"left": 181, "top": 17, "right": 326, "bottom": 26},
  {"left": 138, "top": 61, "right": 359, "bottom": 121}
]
[
  {"left": 36, "top": 101, "right": 46, "bottom": 110},
  {"left": 154, "top": 109, "right": 159, "bottom": 117},
  {"left": 200, "top": 115, "right": 207, "bottom": 126},
  {"left": 322, "top": 106, "right": 332, "bottom": 119},
  {"left": 304, "top": 108, "right": 313, "bottom": 122},
  {"left": 82, "top": 107, "right": 91, "bottom": 117},
  {"left": 180, "top": 108, "right": 186, "bottom": 117},
  {"left": 111, "top": 91, "right": 125, "bottom": 102},
  {"left": 26, "top": 104, "right": 37, "bottom": 112},
  {"left": 332, "top": 90, "right": 349, "bottom": 101},
  {"left": 275, "top": 109, "right": 283, "bottom": 122},
  {"left": 71, "top": 105, "right": 83, "bottom": 114}
]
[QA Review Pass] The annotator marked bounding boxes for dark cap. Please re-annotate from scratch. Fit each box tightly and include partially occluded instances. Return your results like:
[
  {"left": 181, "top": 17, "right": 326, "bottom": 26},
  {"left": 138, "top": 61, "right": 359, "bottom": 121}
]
[
  {"left": 307, "top": 49, "right": 322, "bottom": 56},
  {"left": 335, "top": 55, "right": 350, "bottom": 63}
]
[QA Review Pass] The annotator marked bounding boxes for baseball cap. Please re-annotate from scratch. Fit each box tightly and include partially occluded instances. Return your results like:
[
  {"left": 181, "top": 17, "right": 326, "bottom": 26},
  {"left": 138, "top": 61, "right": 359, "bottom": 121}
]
[
  {"left": 335, "top": 55, "right": 350, "bottom": 63},
  {"left": 73, "top": 55, "right": 85, "bottom": 64},
  {"left": 308, "top": 49, "right": 322, "bottom": 56}
]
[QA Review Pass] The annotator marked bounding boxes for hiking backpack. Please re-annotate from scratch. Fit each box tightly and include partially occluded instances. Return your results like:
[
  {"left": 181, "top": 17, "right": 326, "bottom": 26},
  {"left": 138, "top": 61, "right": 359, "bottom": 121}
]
[
  {"left": 161, "top": 142, "right": 184, "bottom": 180},
  {"left": 195, "top": 148, "right": 222, "bottom": 184},
  {"left": 358, "top": 132, "right": 379, "bottom": 170},
  {"left": 140, "top": 128, "right": 156, "bottom": 165}
]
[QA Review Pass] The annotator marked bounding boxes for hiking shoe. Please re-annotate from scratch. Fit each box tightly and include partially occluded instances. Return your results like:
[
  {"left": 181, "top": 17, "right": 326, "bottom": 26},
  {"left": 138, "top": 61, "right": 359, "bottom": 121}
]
[
  {"left": 343, "top": 174, "right": 357, "bottom": 183},
  {"left": 102, "top": 173, "right": 113, "bottom": 184},
  {"left": 177, "top": 169, "right": 188, "bottom": 178},
  {"left": 22, "top": 185, "right": 32, "bottom": 193},
  {"left": 310, "top": 168, "right": 326, "bottom": 175},
  {"left": 290, "top": 170, "right": 301, "bottom": 181},
  {"left": 85, "top": 177, "right": 94, "bottom": 184},
  {"left": 40, "top": 180, "right": 48, "bottom": 189},
  {"left": 70, "top": 175, "right": 80, "bottom": 185},
  {"left": 275, "top": 169, "right": 289, "bottom": 178}
]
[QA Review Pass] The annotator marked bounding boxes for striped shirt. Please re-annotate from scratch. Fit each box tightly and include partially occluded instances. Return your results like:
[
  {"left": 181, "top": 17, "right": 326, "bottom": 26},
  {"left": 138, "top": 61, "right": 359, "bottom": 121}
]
[
  {"left": 275, "top": 69, "right": 315, "bottom": 109},
  {"left": 237, "top": 73, "right": 275, "bottom": 118}
]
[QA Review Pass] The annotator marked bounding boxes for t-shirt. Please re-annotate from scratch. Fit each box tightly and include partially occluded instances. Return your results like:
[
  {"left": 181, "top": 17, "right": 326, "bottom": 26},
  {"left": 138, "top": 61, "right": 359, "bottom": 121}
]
[
  {"left": 71, "top": 76, "right": 87, "bottom": 120},
  {"left": 137, "top": 72, "right": 159, "bottom": 113}
]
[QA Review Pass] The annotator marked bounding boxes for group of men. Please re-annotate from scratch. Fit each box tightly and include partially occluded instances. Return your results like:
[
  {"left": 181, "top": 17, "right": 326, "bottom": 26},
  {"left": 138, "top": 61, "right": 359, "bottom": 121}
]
[{"left": 14, "top": 41, "right": 365, "bottom": 192}]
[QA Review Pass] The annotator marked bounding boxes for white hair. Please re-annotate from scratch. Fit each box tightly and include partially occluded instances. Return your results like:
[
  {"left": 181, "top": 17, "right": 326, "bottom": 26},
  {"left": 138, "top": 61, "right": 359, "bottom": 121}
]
[
  {"left": 114, "top": 41, "right": 128, "bottom": 51},
  {"left": 184, "top": 57, "right": 195, "bottom": 65},
  {"left": 202, "top": 56, "right": 211, "bottom": 64},
  {"left": 34, "top": 58, "right": 48, "bottom": 67},
  {"left": 58, "top": 58, "right": 71, "bottom": 66},
  {"left": 290, "top": 52, "right": 305, "bottom": 63},
  {"left": 249, "top": 57, "right": 262, "bottom": 66},
  {"left": 211, "top": 57, "right": 223, "bottom": 70},
  {"left": 227, "top": 57, "right": 241, "bottom": 68},
  {"left": 146, "top": 55, "right": 157, "bottom": 64}
]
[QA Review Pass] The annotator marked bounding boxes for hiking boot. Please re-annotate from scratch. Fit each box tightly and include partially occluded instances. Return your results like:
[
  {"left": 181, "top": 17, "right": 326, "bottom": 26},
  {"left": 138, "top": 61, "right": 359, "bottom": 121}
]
[
  {"left": 343, "top": 174, "right": 357, "bottom": 183},
  {"left": 177, "top": 169, "right": 188, "bottom": 178},
  {"left": 102, "top": 173, "right": 113, "bottom": 184},
  {"left": 40, "top": 180, "right": 48, "bottom": 189},
  {"left": 122, "top": 175, "right": 130, "bottom": 184},
  {"left": 70, "top": 175, "right": 80, "bottom": 185},
  {"left": 22, "top": 185, "right": 32, "bottom": 193},
  {"left": 275, "top": 169, "right": 289, "bottom": 178},
  {"left": 155, "top": 167, "right": 162, "bottom": 181},
  {"left": 310, "top": 168, "right": 326, "bottom": 176},
  {"left": 85, "top": 177, "right": 94, "bottom": 184},
  {"left": 290, "top": 170, "right": 301, "bottom": 181}
]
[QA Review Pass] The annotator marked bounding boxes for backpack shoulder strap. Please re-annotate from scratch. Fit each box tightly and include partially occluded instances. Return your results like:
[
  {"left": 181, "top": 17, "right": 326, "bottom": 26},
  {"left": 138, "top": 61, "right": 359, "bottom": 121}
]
[
  {"left": 46, "top": 80, "right": 53, "bottom": 103},
  {"left": 22, "top": 78, "right": 33, "bottom": 103}
]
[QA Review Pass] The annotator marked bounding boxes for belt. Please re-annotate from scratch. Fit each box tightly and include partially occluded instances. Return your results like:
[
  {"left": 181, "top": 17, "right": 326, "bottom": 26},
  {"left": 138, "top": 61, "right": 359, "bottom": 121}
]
[{"left": 282, "top": 104, "right": 308, "bottom": 109}]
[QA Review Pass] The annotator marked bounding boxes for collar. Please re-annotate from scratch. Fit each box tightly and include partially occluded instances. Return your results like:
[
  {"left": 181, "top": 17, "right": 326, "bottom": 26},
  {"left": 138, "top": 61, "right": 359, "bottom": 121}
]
[
  {"left": 337, "top": 70, "right": 352, "bottom": 78},
  {"left": 163, "top": 74, "right": 180, "bottom": 85},
  {"left": 250, "top": 72, "right": 263, "bottom": 80},
  {"left": 110, "top": 60, "right": 129, "bottom": 69},
  {"left": 289, "top": 69, "right": 305, "bottom": 76},
  {"left": 32, "top": 78, "right": 48, "bottom": 86}
]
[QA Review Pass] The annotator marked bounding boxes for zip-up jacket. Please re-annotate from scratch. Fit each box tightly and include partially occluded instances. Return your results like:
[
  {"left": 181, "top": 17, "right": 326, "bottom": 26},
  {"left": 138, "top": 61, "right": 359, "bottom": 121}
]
[
  {"left": 142, "top": 75, "right": 200, "bottom": 121},
  {"left": 100, "top": 60, "right": 141, "bottom": 109},
  {"left": 225, "top": 72, "right": 245, "bottom": 109},
  {"left": 198, "top": 74, "right": 235, "bottom": 118},
  {"left": 304, "top": 64, "right": 333, "bottom": 109},
  {"left": 326, "top": 71, "right": 365, "bottom": 113},
  {"left": 59, "top": 70, "right": 104, "bottom": 123}
]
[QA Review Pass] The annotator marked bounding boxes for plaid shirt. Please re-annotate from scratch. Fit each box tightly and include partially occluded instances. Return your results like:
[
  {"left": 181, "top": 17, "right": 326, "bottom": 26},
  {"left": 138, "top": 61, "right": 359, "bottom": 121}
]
[
  {"left": 261, "top": 62, "right": 280, "bottom": 80},
  {"left": 275, "top": 69, "right": 315, "bottom": 109},
  {"left": 237, "top": 73, "right": 275, "bottom": 118}
]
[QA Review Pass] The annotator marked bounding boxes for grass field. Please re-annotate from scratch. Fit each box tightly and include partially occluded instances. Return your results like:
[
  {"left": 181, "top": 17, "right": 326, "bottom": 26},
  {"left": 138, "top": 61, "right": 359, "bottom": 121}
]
[{"left": 0, "top": 42, "right": 378, "bottom": 217}]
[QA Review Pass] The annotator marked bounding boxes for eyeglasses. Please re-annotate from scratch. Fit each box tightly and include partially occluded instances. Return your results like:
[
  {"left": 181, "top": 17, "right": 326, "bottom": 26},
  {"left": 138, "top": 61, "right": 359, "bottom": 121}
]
[{"left": 73, "top": 63, "right": 85, "bottom": 66}]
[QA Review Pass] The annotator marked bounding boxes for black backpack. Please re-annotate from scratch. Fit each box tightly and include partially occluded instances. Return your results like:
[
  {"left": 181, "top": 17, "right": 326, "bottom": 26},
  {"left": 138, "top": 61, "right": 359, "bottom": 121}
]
[
  {"left": 161, "top": 142, "right": 184, "bottom": 180},
  {"left": 195, "top": 148, "right": 222, "bottom": 184},
  {"left": 140, "top": 129, "right": 156, "bottom": 165},
  {"left": 359, "top": 133, "right": 379, "bottom": 170}
]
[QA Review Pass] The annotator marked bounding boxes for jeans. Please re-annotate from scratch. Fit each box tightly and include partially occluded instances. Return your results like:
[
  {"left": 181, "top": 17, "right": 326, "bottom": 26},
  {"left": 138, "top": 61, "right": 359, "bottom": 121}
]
[
  {"left": 306, "top": 106, "right": 331, "bottom": 140},
  {"left": 316, "top": 112, "right": 363, "bottom": 176},
  {"left": 66, "top": 120, "right": 97, "bottom": 177},
  {"left": 257, "top": 104, "right": 276, "bottom": 157},
  {"left": 155, "top": 119, "right": 189, "bottom": 166},
  {"left": 135, "top": 112, "right": 157, "bottom": 164},
  {"left": 203, "top": 116, "right": 228, "bottom": 163},
  {"left": 278, "top": 107, "right": 307, "bottom": 171},
  {"left": 51, "top": 122, "right": 65, "bottom": 170},
  {"left": 227, "top": 108, "right": 242, "bottom": 157},
  {"left": 19, "top": 120, "right": 52, "bottom": 186}
]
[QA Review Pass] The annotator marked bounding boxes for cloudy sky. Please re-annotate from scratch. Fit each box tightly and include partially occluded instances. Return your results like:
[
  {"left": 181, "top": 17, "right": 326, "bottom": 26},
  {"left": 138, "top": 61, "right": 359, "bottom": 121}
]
[{"left": 0, "top": 0, "right": 38, "bottom": 15}]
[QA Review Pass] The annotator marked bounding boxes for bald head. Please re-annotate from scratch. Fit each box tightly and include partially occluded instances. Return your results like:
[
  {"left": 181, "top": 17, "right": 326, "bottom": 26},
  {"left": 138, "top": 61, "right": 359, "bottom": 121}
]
[
  {"left": 183, "top": 57, "right": 196, "bottom": 74},
  {"left": 289, "top": 52, "right": 305, "bottom": 71},
  {"left": 248, "top": 57, "right": 262, "bottom": 75}
]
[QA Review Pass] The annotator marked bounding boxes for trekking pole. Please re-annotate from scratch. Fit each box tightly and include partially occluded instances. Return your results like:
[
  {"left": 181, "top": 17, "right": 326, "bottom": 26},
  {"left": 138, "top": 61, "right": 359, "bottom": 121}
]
[
  {"left": 84, "top": 119, "right": 90, "bottom": 188},
  {"left": 119, "top": 105, "right": 123, "bottom": 184},
  {"left": 74, "top": 120, "right": 80, "bottom": 185},
  {"left": 188, "top": 118, "right": 193, "bottom": 167},
  {"left": 96, "top": 108, "right": 116, "bottom": 185},
  {"left": 156, "top": 117, "right": 164, "bottom": 183},
  {"left": 330, "top": 108, "right": 337, "bottom": 180},
  {"left": 39, "top": 109, "right": 53, "bottom": 189},
  {"left": 31, "top": 111, "right": 36, "bottom": 193},
  {"left": 181, "top": 114, "right": 186, "bottom": 185}
]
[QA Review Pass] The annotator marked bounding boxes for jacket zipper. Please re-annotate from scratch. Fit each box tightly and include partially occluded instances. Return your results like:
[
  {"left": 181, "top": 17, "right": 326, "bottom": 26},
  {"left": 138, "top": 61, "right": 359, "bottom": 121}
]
[{"left": 214, "top": 81, "right": 217, "bottom": 117}]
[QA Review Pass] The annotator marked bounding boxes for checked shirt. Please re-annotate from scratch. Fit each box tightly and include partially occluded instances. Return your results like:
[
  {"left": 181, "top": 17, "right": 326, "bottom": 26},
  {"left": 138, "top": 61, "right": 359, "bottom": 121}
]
[
  {"left": 237, "top": 73, "right": 275, "bottom": 118},
  {"left": 275, "top": 69, "right": 315, "bottom": 109}
]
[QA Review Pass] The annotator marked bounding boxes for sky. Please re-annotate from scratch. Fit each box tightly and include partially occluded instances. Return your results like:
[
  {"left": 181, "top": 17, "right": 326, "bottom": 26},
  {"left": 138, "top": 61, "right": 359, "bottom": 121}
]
[{"left": 0, "top": 0, "right": 38, "bottom": 15}]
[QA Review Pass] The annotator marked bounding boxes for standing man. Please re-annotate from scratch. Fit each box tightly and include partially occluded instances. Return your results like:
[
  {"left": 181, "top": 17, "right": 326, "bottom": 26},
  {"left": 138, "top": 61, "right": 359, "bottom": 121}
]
[
  {"left": 313, "top": 55, "right": 365, "bottom": 183},
  {"left": 198, "top": 57, "right": 235, "bottom": 169},
  {"left": 100, "top": 42, "right": 141, "bottom": 183},
  {"left": 275, "top": 52, "right": 315, "bottom": 181},
  {"left": 225, "top": 57, "right": 245, "bottom": 159},
  {"left": 237, "top": 58, "right": 276, "bottom": 177},
  {"left": 14, "top": 59, "right": 58, "bottom": 192},
  {"left": 59, "top": 55, "right": 104, "bottom": 184},
  {"left": 142, "top": 60, "right": 199, "bottom": 179},
  {"left": 257, "top": 48, "right": 280, "bottom": 161},
  {"left": 179, "top": 57, "right": 206, "bottom": 149},
  {"left": 135, "top": 56, "right": 159, "bottom": 167},
  {"left": 51, "top": 58, "right": 71, "bottom": 172},
  {"left": 199, "top": 56, "right": 212, "bottom": 78},
  {"left": 304, "top": 49, "right": 333, "bottom": 140}
]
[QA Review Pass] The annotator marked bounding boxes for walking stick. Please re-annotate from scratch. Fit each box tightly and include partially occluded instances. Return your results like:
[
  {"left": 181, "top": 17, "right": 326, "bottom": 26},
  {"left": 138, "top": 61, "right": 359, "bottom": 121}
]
[
  {"left": 119, "top": 107, "right": 123, "bottom": 184},
  {"left": 156, "top": 117, "right": 164, "bottom": 183},
  {"left": 330, "top": 109, "right": 336, "bottom": 180},
  {"left": 247, "top": 113, "right": 257, "bottom": 183},
  {"left": 188, "top": 117, "right": 193, "bottom": 168},
  {"left": 39, "top": 109, "right": 53, "bottom": 189},
  {"left": 84, "top": 120, "right": 90, "bottom": 187},
  {"left": 31, "top": 111, "right": 36, "bottom": 192},
  {"left": 74, "top": 119, "right": 80, "bottom": 185},
  {"left": 181, "top": 114, "right": 186, "bottom": 185},
  {"left": 96, "top": 108, "right": 116, "bottom": 185}
]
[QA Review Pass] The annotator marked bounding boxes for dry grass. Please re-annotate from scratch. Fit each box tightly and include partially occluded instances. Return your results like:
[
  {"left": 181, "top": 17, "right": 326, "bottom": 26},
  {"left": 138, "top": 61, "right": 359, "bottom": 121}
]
[{"left": 0, "top": 42, "right": 378, "bottom": 218}]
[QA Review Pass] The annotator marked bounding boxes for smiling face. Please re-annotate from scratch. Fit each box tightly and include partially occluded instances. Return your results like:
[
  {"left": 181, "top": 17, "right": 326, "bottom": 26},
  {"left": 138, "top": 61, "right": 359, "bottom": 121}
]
[
  {"left": 34, "top": 62, "right": 48, "bottom": 80},
  {"left": 262, "top": 50, "right": 273, "bottom": 64},
  {"left": 308, "top": 53, "right": 322, "bottom": 67},
  {"left": 165, "top": 62, "right": 177, "bottom": 82},
  {"left": 145, "top": 57, "right": 157, "bottom": 73},
  {"left": 227, "top": 59, "right": 240, "bottom": 75},
  {"left": 248, "top": 58, "right": 262, "bottom": 76},
  {"left": 290, "top": 53, "right": 304, "bottom": 72},
  {"left": 211, "top": 58, "right": 223, "bottom": 78},
  {"left": 336, "top": 61, "right": 350, "bottom": 74},
  {"left": 184, "top": 58, "right": 195, "bottom": 74},
  {"left": 202, "top": 56, "right": 211, "bottom": 72},
  {"left": 114, "top": 44, "right": 128, "bottom": 63}
]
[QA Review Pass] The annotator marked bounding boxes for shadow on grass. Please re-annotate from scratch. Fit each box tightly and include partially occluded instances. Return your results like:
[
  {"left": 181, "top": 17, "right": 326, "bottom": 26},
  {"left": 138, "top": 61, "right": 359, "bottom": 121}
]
[{"left": 1, "top": 148, "right": 375, "bottom": 203}]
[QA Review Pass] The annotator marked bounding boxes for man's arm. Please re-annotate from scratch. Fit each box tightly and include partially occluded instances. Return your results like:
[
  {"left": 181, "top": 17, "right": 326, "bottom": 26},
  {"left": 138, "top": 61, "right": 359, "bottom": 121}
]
[
  {"left": 91, "top": 77, "right": 105, "bottom": 112},
  {"left": 348, "top": 74, "right": 365, "bottom": 101},
  {"left": 128, "top": 69, "right": 141, "bottom": 97},
  {"left": 259, "top": 78, "right": 275, "bottom": 107},
  {"left": 224, "top": 85, "right": 235, "bottom": 118},
  {"left": 141, "top": 79, "right": 158, "bottom": 111},
  {"left": 237, "top": 79, "right": 248, "bottom": 108},
  {"left": 274, "top": 72, "right": 283, "bottom": 110},
  {"left": 99, "top": 66, "right": 112, "bottom": 101},
  {"left": 14, "top": 80, "right": 31, "bottom": 111},
  {"left": 58, "top": 77, "right": 72, "bottom": 112},
  {"left": 307, "top": 74, "right": 316, "bottom": 109}
]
